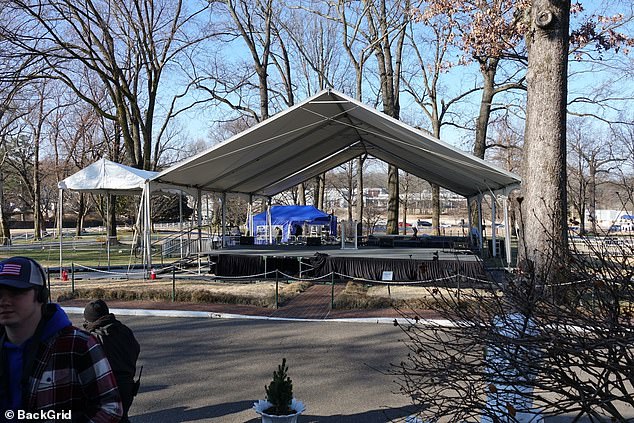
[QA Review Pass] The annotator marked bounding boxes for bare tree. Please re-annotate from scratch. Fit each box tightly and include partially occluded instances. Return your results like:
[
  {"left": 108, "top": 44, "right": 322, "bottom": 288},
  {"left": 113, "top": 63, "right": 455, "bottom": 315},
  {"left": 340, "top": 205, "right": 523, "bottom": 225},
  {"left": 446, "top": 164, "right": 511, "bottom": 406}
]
[
  {"left": 363, "top": 0, "right": 409, "bottom": 235},
  {"left": 402, "top": 13, "right": 481, "bottom": 235},
  {"left": 567, "top": 120, "right": 624, "bottom": 235},
  {"left": 0, "top": 75, "right": 31, "bottom": 243},
  {"left": 2, "top": 0, "right": 211, "bottom": 170},
  {"left": 393, "top": 233, "right": 634, "bottom": 421}
]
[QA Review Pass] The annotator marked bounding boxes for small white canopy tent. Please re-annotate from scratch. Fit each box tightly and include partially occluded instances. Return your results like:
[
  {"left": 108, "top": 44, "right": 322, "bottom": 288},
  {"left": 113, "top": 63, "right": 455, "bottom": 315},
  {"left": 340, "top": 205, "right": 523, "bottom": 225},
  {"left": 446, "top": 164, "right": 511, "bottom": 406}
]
[
  {"left": 149, "top": 89, "right": 521, "bottom": 266},
  {"left": 58, "top": 158, "right": 158, "bottom": 194},
  {"left": 57, "top": 158, "right": 190, "bottom": 272}
]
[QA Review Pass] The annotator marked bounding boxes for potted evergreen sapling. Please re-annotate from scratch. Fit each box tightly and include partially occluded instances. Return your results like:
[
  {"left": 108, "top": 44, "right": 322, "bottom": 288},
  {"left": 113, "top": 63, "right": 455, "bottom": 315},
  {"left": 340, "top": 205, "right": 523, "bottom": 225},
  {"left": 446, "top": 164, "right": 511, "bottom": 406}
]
[{"left": 253, "top": 358, "right": 305, "bottom": 422}]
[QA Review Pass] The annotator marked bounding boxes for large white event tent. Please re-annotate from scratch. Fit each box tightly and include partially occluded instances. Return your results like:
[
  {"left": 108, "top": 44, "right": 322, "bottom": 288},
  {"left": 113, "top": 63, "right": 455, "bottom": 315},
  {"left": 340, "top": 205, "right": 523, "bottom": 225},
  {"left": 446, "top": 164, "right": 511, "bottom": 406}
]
[
  {"left": 148, "top": 89, "right": 521, "bottom": 266},
  {"left": 57, "top": 158, "right": 190, "bottom": 271}
]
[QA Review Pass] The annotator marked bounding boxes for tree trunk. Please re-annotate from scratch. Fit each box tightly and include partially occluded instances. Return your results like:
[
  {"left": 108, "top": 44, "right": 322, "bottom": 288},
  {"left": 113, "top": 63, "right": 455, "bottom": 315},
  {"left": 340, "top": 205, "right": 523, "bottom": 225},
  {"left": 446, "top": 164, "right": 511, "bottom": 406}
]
[
  {"left": 473, "top": 59, "right": 499, "bottom": 159},
  {"left": 314, "top": 173, "right": 325, "bottom": 210},
  {"left": 108, "top": 194, "right": 117, "bottom": 242},
  {"left": 519, "top": 0, "right": 570, "bottom": 284},
  {"left": 33, "top": 156, "right": 43, "bottom": 240},
  {"left": 402, "top": 196, "right": 408, "bottom": 235},
  {"left": 578, "top": 203, "right": 586, "bottom": 234},
  {"left": 298, "top": 183, "right": 306, "bottom": 205},
  {"left": 0, "top": 172, "right": 10, "bottom": 245},
  {"left": 75, "top": 193, "right": 85, "bottom": 237},
  {"left": 431, "top": 184, "right": 440, "bottom": 236},
  {"left": 588, "top": 164, "right": 597, "bottom": 234},
  {"left": 386, "top": 165, "right": 399, "bottom": 234}
]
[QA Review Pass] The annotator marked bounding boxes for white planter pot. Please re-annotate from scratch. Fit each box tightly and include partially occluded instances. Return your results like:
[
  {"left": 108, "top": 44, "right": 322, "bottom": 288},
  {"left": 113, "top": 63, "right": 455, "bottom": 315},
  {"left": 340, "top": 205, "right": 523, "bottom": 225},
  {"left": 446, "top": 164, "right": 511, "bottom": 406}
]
[{"left": 254, "top": 399, "right": 305, "bottom": 423}]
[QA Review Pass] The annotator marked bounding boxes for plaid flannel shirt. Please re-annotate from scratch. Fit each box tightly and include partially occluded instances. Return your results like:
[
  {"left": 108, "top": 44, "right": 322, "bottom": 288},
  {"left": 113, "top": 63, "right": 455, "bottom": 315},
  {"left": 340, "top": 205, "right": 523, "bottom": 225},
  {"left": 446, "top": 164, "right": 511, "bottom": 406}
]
[{"left": 23, "top": 326, "right": 122, "bottom": 423}]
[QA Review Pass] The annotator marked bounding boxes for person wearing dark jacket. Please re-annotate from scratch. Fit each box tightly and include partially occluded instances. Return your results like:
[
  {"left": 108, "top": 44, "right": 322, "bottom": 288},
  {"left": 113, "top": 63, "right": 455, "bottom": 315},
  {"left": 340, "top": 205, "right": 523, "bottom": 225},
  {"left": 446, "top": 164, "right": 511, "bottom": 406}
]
[
  {"left": 84, "top": 300, "right": 140, "bottom": 423},
  {"left": 0, "top": 257, "right": 122, "bottom": 422}
]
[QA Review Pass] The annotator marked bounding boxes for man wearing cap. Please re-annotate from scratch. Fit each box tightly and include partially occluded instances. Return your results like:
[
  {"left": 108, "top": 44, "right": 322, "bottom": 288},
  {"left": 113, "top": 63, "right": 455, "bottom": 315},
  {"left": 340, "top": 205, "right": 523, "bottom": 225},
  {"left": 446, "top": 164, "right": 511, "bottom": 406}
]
[
  {"left": 84, "top": 300, "right": 140, "bottom": 423},
  {"left": 0, "top": 256, "right": 122, "bottom": 422}
]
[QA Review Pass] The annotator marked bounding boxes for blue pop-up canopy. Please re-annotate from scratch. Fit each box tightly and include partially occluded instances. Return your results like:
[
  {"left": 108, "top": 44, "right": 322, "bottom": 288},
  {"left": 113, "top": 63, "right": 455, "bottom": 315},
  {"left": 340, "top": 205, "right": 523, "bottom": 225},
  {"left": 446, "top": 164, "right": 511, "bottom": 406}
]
[{"left": 250, "top": 205, "right": 336, "bottom": 244}]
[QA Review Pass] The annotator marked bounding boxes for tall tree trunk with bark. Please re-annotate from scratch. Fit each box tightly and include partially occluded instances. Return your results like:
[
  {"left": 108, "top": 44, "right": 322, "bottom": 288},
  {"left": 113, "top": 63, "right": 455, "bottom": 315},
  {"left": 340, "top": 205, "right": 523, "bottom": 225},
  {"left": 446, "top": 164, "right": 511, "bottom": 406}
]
[
  {"left": 33, "top": 147, "right": 43, "bottom": 240},
  {"left": 431, "top": 185, "right": 440, "bottom": 235},
  {"left": 0, "top": 170, "right": 10, "bottom": 245},
  {"left": 314, "top": 174, "right": 325, "bottom": 210},
  {"left": 519, "top": 0, "right": 570, "bottom": 284},
  {"left": 473, "top": 59, "right": 499, "bottom": 159},
  {"left": 108, "top": 194, "right": 117, "bottom": 243},
  {"left": 298, "top": 183, "right": 306, "bottom": 205},
  {"left": 588, "top": 164, "right": 597, "bottom": 234},
  {"left": 75, "top": 193, "right": 86, "bottom": 237},
  {"left": 364, "top": 0, "right": 408, "bottom": 235}
]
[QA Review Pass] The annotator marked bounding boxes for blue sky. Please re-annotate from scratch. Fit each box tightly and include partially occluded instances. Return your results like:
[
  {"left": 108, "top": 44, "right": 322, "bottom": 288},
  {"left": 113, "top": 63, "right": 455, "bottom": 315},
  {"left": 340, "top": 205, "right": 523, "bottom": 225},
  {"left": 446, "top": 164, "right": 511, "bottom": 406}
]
[{"left": 165, "top": 1, "right": 633, "bottom": 164}]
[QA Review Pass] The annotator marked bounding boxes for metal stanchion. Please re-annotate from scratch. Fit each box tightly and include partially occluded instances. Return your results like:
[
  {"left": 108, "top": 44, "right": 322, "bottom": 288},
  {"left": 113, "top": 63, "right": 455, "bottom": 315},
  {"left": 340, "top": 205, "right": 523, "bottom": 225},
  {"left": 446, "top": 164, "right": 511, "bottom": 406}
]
[
  {"left": 71, "top": 262, "right": 75, "bottom": 294},
  {"left": 275, "top": 270, "right": 279, "bottom": 309},
  {"left": 331, "top": 272, "right": 335, "bottom": 309}
]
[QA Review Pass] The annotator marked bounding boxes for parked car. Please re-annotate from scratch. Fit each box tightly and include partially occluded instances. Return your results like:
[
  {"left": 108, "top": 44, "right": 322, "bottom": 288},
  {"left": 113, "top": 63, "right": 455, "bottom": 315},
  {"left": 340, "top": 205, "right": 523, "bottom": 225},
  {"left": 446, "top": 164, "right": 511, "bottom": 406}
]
[
  {"left": 417, "top": 220, "right": 432, "bottom": 227},
  {"left": 609, "top": 225, "right": 622, "bottom": 232}
]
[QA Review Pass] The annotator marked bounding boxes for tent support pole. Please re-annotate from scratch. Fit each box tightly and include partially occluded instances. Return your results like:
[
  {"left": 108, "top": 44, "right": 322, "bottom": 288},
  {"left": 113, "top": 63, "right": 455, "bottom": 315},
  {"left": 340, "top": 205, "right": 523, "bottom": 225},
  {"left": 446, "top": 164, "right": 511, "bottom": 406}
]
[
  {"left": 341, "top": 221, "right": 345, "bottom": 249},
  {"left": 58, "top": 189, "right": 63, "bottom": 272},
  {"left": 491, "top": 195, "right": 497, "bottom": 258},
  {"left": 197, "top": 189, "right": 202, "bottom": 253},
  {"left": 222, "top": 192, "right": 227, "bottom": 248},
  {"left": 354, "top": 220, "right": 358, "bottom": 249},
  {"left": 504, "top": 197, "right": 512, "bottom": 270},
  {"left": 130, "top": 194, "right": 143, "bottom": 273},
  {"left": 247, "top": 195, "right": 253, "bottom": 237},
  {"left": 467, "top": 197, "right": 473, "bottom": 233},
  {"left": 477, "top": 195, "right": 484, "bottom": 257},
  {"left": 107, "top": 193, "right": 111, "bottom": 270},
  {"left": 145, "top": 182, "right": 152, "bottom": 274},
  {"left": 267, "top": 198, "right": 272, "bottom": 245},
  {"left": 179, "top": 191, "right": 183, "bottom": 260}
]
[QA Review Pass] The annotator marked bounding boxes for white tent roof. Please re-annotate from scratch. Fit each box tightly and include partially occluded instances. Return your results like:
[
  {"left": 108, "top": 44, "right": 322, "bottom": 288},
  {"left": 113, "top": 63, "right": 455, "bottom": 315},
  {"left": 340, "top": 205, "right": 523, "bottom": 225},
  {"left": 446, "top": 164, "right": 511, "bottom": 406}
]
[
  {"left": 153, "top": 89, "right": 520, "bottom": 198},
  {"left": 58, "top": 158, "right": 159, "bottom": 195}
]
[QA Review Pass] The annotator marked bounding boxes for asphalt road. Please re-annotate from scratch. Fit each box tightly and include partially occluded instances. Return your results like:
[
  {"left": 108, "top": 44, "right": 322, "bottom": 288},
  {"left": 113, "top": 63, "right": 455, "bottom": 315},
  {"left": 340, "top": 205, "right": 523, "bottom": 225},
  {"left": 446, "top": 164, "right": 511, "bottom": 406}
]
[
  {"left": 67, "top": 313, "right": 417, "bottom": 423},
  {"left": 67, "top": 313, "right": 634, "bottom": 423}
]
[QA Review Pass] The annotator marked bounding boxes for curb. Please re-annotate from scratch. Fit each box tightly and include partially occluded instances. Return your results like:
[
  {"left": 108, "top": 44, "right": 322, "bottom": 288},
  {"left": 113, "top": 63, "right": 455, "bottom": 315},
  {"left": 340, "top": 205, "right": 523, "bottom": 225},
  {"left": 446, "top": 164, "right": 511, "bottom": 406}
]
[{"left": 62, "top": 306, "right": 456, "bottom": 326}]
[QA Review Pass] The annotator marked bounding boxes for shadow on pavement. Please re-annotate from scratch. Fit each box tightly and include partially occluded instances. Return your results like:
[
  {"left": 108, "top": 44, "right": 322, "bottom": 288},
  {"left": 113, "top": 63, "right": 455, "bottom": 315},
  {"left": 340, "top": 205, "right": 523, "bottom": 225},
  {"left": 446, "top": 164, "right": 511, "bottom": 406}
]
[
  {"left": 131, "top": 400, "right": 254, "bottom": 422},
  {"left": 245, "top": 404, "right": 419, "bottom": 423}
]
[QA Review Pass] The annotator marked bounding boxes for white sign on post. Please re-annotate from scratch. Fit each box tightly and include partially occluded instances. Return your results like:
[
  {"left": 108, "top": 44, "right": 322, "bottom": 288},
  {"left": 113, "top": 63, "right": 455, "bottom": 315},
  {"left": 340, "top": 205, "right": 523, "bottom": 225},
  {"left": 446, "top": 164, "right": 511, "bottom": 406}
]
[{"left": 381, "top": 271, "right": 393, "bottom": 281}]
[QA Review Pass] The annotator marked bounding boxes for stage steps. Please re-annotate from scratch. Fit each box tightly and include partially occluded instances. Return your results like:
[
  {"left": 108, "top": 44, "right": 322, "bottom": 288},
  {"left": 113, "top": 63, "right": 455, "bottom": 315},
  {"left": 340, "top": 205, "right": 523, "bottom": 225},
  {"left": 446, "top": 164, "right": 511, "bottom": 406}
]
[{"left": 157, "top": 255, "right": 210, "bottom": 274}]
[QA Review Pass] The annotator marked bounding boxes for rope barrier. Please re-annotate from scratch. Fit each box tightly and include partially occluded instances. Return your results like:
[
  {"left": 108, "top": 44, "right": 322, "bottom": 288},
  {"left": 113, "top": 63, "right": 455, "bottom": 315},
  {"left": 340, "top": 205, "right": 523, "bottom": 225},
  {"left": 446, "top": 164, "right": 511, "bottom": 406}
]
[{"left": 277, "top": 271, "right": 335, "bottom": 282}]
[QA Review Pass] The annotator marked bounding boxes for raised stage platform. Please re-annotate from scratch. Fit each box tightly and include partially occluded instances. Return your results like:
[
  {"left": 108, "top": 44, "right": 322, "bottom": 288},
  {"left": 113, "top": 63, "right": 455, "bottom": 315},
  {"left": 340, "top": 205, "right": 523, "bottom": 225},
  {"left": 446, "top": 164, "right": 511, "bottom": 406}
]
[{"left": 207, "top": 236, "right": 487, "bottom": 282}]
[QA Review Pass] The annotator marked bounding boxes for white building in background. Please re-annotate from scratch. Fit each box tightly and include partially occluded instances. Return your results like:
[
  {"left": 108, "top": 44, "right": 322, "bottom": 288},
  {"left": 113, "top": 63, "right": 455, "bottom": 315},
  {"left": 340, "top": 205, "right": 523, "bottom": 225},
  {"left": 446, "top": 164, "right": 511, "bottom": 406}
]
[{"left": 587, "top": 209, "right": 634, "bottom": 230}]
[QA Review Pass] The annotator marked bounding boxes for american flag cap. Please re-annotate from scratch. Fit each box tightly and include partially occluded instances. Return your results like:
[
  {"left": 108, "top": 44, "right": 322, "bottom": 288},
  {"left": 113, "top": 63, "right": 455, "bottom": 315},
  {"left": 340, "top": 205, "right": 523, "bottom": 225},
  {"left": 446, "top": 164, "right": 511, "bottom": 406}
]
[{"left": 0, "top": 256, "right": 46, "bottom": 289}]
